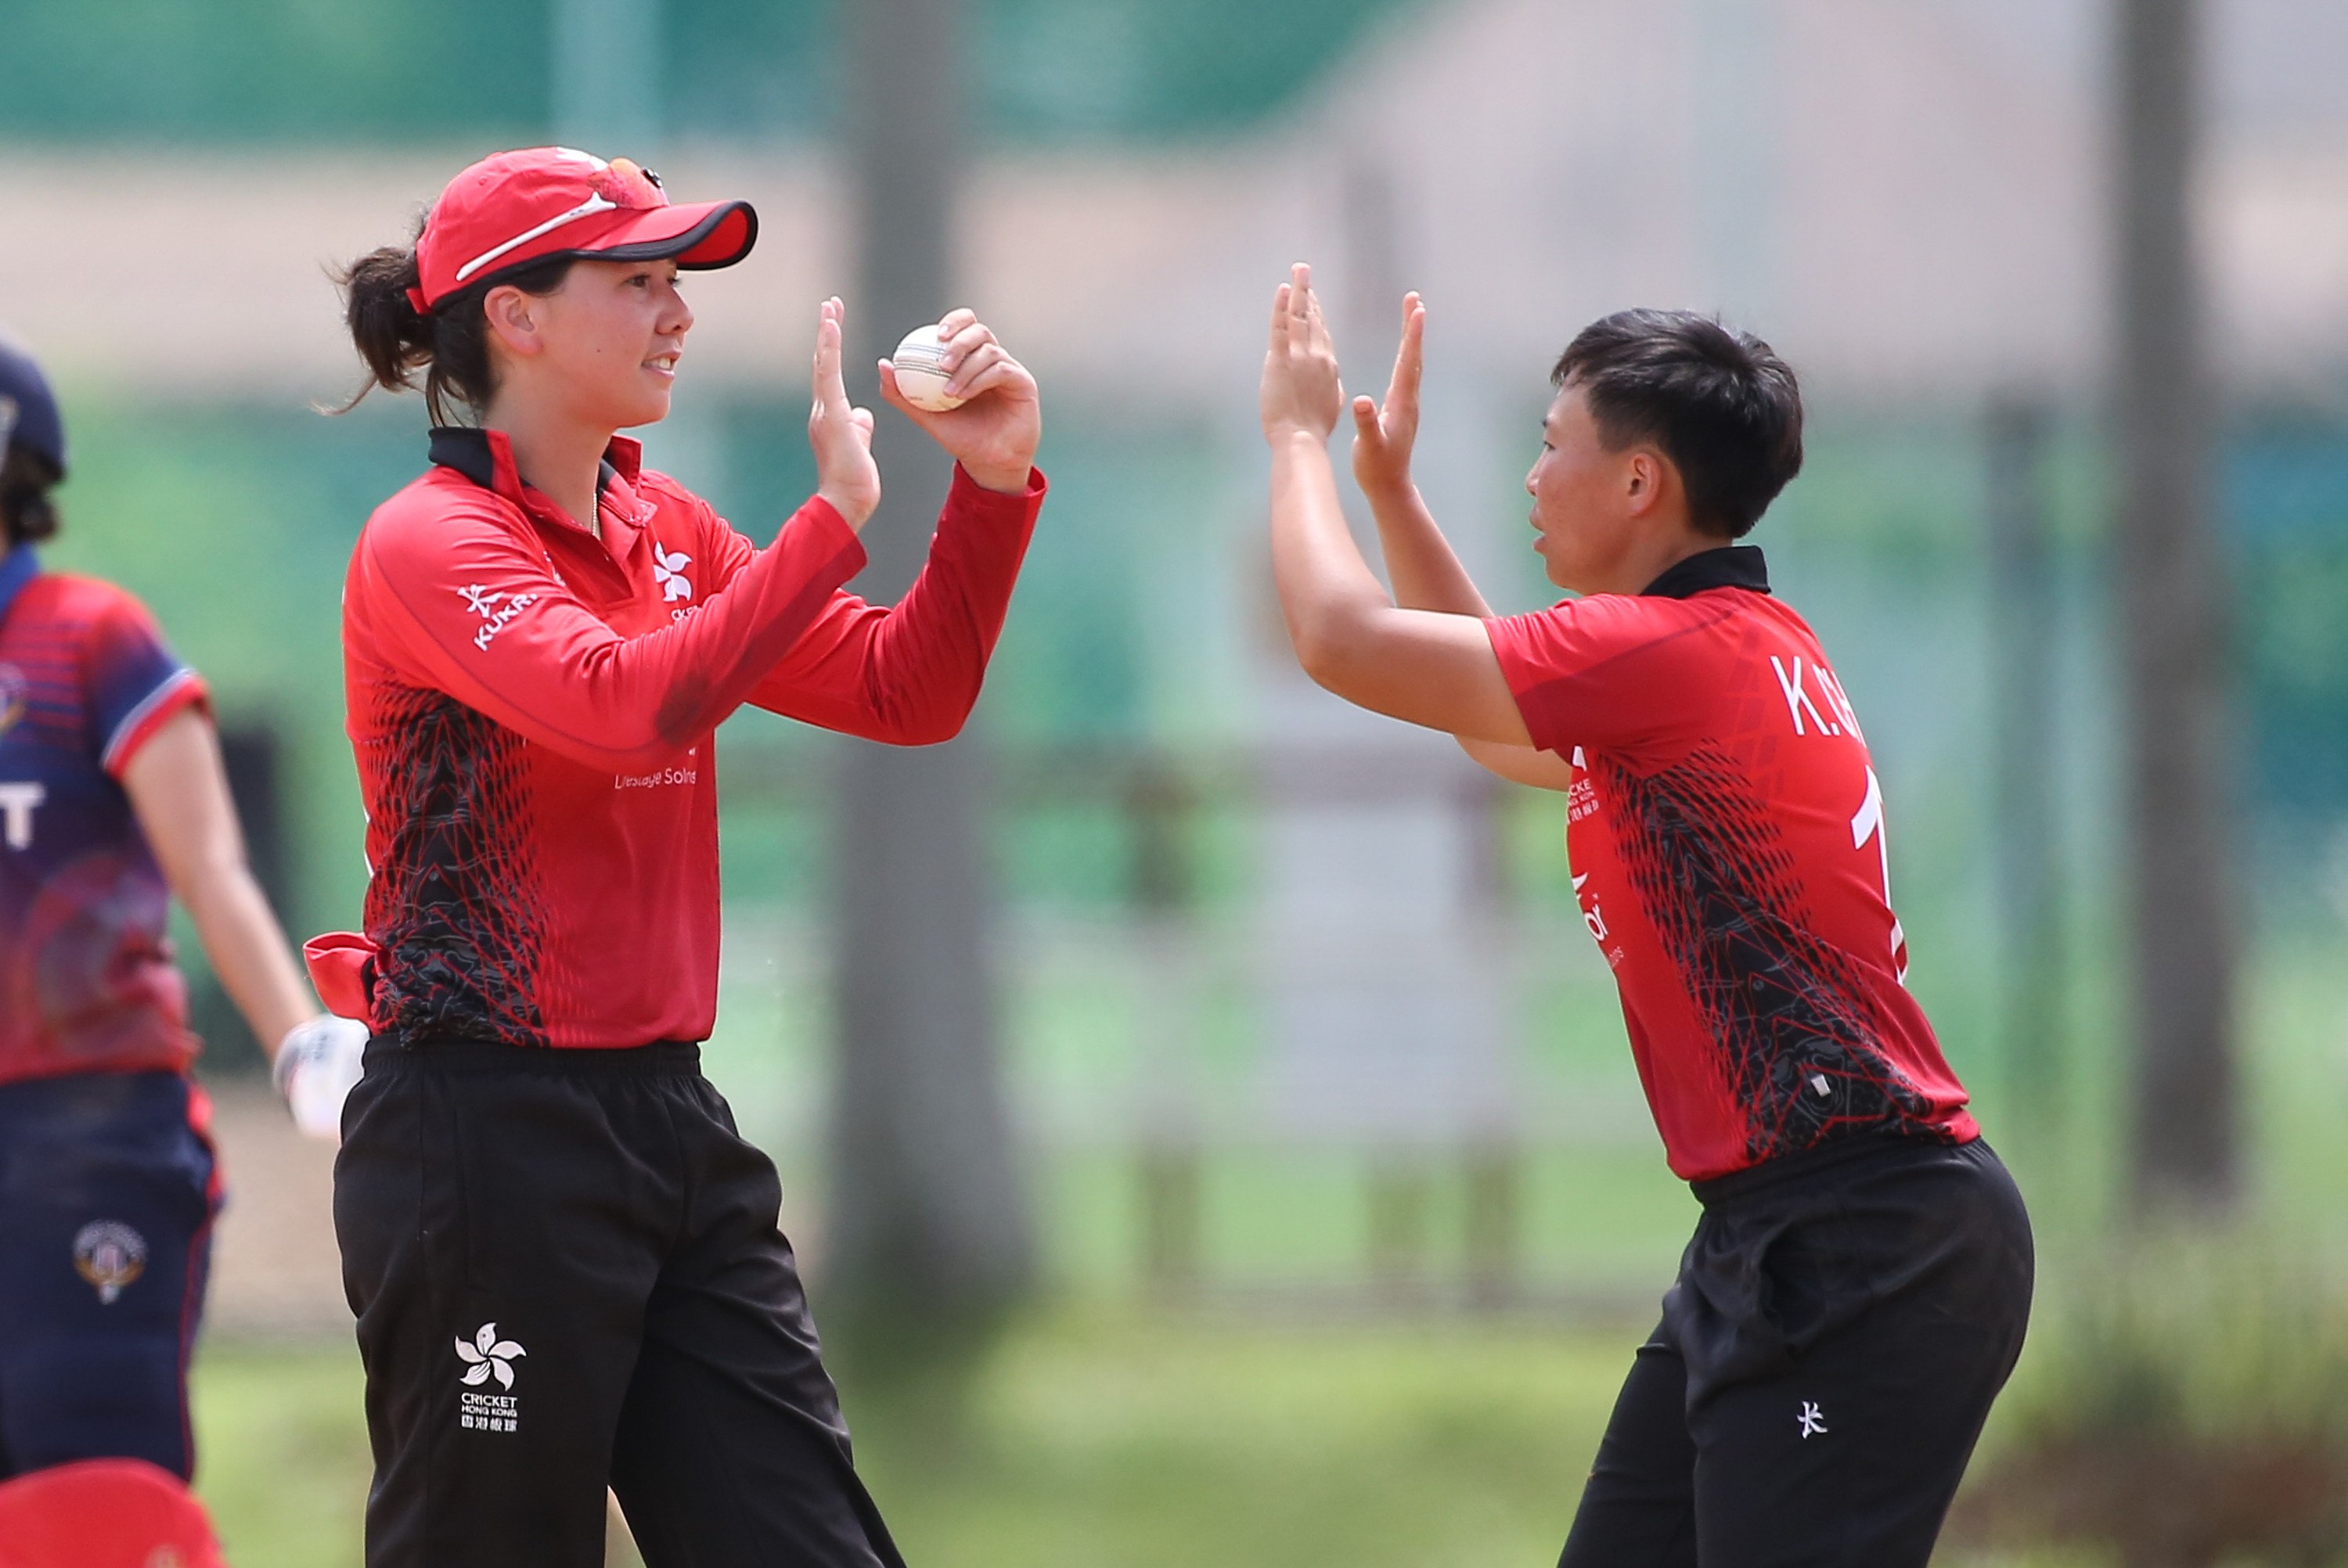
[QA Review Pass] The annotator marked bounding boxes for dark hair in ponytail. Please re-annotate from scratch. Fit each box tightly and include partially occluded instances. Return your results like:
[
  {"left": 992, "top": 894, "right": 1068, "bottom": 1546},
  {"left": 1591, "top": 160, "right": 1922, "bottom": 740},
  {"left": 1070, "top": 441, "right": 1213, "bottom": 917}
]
[
  {"left": 0, "top": 444, "right": 60, "bottom": 546},
  {"left": 333, "top": 219, "right": 575, "bottom": 425}
]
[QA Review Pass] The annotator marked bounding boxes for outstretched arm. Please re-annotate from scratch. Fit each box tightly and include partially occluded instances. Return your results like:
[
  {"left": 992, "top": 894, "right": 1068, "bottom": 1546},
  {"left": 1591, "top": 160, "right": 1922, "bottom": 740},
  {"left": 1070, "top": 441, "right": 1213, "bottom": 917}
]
[
  {"left": 740, "top": 466, "right": 1044, "bottom": 743},
  {"left": 1349, "top": 293, "right": 1573, "bottom": 790},
  {"left": 362, "top": 299, "right": 880, "bottom": 774},
  {"left": 1260, "top": 264, "right": 1529, "bottom": 747},
  {"left": 742, "top": 306, "right": 1047, "bottom": 744},
  {"left": 1351, "top": 292, "right": 1495, "bottom": 621}
]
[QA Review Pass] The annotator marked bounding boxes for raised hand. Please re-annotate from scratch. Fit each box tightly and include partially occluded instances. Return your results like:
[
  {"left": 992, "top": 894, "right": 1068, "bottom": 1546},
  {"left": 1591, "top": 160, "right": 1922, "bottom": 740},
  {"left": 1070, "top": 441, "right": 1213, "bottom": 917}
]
[
  {"left": 878, "top": 307, "right": 1042, "bottom": 494},
  {"left": 1259, "top": 261, "right": 1345, "bottom": 444},
  {"left": 808, "top": 297, "right": 880, "bottom": 531},
  {"left": 1351, "top": 292, "right": 1424, "bottom": 502}
]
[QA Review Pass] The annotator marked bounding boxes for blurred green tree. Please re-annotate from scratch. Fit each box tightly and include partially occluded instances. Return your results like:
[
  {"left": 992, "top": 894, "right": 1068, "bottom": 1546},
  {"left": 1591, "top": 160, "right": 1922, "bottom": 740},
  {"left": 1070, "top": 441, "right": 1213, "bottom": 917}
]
[
  {"left": 825, "top": 0, "right": 1035, "bottom": 1372},
  {"left": 0, "top": 0, "right": 1422, "bottom": 146},
  {"left": 2113, "top": 0, "right": 2239, "bottom": 1216}
]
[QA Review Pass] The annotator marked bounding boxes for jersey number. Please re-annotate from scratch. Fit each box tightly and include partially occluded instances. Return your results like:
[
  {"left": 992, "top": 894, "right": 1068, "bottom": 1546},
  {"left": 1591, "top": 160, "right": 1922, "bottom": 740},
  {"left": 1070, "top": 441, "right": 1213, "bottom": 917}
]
[{"left": 1850, "top": 767, "right": 1909, "bottom": 983}]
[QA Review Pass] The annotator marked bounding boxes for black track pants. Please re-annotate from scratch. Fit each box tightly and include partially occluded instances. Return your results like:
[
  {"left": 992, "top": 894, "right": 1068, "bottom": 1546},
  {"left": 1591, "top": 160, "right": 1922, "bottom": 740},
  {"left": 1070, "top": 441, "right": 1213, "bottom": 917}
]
[
  {"left": 1559, "top": 1135, "right": 2033, "bottom": 1568},
  {"left": 333, "top": 1039, "right": 902, "bottom": 1568}
]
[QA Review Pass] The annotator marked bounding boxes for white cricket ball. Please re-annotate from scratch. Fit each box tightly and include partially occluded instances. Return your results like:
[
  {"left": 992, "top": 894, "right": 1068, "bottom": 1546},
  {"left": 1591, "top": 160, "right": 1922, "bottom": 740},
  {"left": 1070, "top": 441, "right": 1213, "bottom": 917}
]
[{"left": 890, "top": 323, "right": 966, "bottom": 412}]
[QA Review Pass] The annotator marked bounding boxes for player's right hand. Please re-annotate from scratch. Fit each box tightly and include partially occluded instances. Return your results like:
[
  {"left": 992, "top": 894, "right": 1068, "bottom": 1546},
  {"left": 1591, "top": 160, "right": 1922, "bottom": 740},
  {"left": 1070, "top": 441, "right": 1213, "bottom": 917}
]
[
  {"left": 1260, "top": 262, "right": 1346, "bottom": 444},
  {"left": 877, "top": 308, "right": 1042, "bottom": 497},
  {"left": 274, "top": 1015, "right": 369, "bottom": 1142},
  {"left": 1351, "top": 292, "right": 1426, "bottom": 503},
  {"left": 808, "top": 297, "right": 880, "bottom": 533}
]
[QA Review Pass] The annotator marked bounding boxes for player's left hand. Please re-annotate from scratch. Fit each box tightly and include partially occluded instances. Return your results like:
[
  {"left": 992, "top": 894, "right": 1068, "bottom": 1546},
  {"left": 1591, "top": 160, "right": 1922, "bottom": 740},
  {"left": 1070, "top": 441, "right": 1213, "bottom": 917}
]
[
  {"left": 879, "top": 308, "right": 1041, "bottom": 495},
  {"left": 1350, "top": 291, "right": 1425, "bottom": 502},
  {"left": 274, "top": 1015, "right": 369, "bottom": 1142},
  {"left": 1260, "top": 262, "right": 1345, "bottom": 444}
]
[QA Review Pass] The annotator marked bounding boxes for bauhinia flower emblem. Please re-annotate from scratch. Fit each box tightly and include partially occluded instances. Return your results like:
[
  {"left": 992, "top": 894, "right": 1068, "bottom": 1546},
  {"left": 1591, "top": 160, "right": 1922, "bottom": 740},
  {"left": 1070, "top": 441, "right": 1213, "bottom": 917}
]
[
  {"left": 455, "top": 1322, "right": 526, "bottom": 1389},
  {"left": 654, "top": 545, "right": 693, "bottom": 603}
]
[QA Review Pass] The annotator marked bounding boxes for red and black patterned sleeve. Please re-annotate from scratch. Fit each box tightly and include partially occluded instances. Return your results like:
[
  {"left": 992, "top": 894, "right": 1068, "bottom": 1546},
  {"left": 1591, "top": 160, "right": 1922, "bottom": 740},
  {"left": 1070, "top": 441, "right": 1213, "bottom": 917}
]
[
  {"left": 358, "top": 489, "right": 866, "bottom": 773},
  {"left": 701, "top": 464, "right": 1046, "bottom": 746}
]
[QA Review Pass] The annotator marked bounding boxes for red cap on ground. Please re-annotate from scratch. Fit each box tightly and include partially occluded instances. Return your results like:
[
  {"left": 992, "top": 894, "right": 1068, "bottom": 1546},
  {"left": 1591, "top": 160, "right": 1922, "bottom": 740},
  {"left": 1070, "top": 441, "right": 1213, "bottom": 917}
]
[
  {"left": 0, "top": 1458, "right": 225, "bottom": 1568},
  {"left": 408, "top": 147, "right": 757, "bottom": 313}
]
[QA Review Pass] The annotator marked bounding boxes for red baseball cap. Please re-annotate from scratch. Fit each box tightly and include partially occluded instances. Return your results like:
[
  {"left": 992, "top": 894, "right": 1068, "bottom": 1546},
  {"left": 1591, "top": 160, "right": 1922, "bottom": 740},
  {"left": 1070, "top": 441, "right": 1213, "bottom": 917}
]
[
  {"left": 0, "top": 1458, "right": 225, "bottom": 1568},
  {"left": 407, "top": 147, "right": 758, "bottom": 313}
]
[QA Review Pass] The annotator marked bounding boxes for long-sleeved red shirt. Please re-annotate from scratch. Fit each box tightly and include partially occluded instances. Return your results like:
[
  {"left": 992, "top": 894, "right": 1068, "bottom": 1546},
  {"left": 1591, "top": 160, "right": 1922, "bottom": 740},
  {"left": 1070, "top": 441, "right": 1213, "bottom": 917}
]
[{"left": 313, "top": 426, "right": 1043, "bottom": 1048}]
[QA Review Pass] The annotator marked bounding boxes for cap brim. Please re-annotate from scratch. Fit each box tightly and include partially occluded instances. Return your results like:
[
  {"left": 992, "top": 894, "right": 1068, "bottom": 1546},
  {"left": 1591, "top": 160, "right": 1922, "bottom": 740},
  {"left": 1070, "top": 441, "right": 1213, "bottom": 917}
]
[
  {"left": 464, "top": 201, "right": 760, "bottom": 297},
  {"left": 588, "top": 200, "right": 759, "bottom": 270}
]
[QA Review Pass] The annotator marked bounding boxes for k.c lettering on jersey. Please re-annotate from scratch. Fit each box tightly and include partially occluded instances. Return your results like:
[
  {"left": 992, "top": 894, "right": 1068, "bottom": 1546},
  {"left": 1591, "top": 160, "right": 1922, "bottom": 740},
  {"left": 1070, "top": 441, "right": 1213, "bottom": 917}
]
[
  {"left": 1486, "top": 546, "right": 1975, "bottom": 1181},
  {"left": 0, "top": 548, "right": 210, "bottom": 1084},
  {"left": 327, "top": 427, "right": 1045, "bottom": 1049}
]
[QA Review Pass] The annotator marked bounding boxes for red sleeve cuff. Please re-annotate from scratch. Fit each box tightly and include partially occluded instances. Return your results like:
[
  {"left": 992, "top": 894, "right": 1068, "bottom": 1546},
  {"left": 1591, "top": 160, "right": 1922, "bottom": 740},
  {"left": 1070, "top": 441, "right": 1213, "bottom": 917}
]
[
  {"left": 794, "top": 494, "right": 869, "bottom": 576},
  {"left": 103, "top": 669, "right": 211, "bottom": 779},
  {"left": 948, "top": 462, "right": 1049, "bottom": 520}
]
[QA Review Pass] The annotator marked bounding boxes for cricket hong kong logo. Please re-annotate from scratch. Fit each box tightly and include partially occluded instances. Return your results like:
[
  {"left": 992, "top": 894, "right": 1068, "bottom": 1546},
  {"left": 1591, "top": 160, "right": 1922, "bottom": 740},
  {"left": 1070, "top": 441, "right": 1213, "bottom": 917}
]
[
  {"left": 1798, "top": 1400, "right": 1829, "bottom": 1440},
  {"left": 455, "top": 1322, "right": 526, "bottom": 1433},
  {"left": 73, "top": 1221, "right": 148, "bottom": 1304}
]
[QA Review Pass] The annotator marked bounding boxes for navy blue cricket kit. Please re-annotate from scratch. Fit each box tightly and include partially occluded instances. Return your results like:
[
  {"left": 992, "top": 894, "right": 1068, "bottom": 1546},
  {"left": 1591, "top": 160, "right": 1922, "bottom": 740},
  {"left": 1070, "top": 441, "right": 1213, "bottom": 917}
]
[
  {"left": 0, "top": 1073, "right": 219, "bottom": 1483},
  {"left": 0, "top": 546, "right": 224, "bottom": 1484}
]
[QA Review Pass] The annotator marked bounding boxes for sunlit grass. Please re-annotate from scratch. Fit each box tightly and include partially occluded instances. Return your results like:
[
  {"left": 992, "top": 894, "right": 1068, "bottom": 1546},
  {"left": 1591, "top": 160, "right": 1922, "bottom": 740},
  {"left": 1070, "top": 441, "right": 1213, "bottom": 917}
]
[{"left": 193, "top": 1312, "right": 1641, "bottom": 1568}]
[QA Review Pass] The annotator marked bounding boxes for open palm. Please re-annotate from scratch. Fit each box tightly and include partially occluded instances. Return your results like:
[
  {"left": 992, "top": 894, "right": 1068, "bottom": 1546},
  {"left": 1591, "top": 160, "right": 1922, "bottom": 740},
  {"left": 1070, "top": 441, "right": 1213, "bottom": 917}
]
[
  {"left": 1352, "top": 292, "right": 1425, "bottom": 502},
  {"left": 808, "top": 297, "right": 880, "bottom": 530}
]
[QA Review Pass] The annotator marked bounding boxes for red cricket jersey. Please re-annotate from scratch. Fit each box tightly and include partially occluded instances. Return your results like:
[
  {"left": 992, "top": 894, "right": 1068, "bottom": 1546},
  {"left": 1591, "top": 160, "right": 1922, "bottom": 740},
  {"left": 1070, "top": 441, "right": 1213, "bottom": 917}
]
[
  {"left": 0, "top": 552, "right": 211, "bottom": 1084},
  {"left": 326, "top": 427, "right": 1044, "bottom": 1050},
  {"left": 1486, "top": 546, "right": 1977, "bottom": 1181}
]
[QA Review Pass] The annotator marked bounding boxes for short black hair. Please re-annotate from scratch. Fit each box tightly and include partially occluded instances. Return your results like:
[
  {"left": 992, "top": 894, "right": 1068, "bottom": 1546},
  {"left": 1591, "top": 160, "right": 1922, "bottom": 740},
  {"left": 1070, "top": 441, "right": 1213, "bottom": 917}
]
[
  {"left": 1550, "top": 309, "right": 1803, "bottom": 539},
  {"left": 0, "top": 443, "right": 59, "bottom": 546}
]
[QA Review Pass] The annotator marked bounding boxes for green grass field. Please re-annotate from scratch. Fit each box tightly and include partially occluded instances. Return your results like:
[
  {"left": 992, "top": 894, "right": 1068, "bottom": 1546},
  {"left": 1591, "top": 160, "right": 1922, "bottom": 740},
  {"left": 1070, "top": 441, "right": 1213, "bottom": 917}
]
[
  {"left": 195, "top": 1310, "right": 2130, "bottom": 1568},
  {"left": 181, "top": 928, "right": 2348, "bottom": 1566},
  {"left": 193, "top": 1314, "right": 1638, "bottom": 1568},
  {"left": 186, "top": 930, "right": 2348, "bottom": 1568}
]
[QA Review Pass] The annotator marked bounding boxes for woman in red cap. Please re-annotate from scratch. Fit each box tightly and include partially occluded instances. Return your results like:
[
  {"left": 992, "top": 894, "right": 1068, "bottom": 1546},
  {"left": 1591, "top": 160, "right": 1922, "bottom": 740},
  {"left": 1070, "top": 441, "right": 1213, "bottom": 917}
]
[{"left": 322, "top": 147, "right": 1046, "bottom": 1568}]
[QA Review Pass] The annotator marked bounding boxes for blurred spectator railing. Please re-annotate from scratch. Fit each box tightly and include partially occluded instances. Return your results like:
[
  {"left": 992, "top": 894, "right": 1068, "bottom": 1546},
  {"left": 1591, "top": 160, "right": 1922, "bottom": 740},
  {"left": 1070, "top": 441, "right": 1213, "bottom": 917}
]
[{"left": 724, "top": 739, "right": 1602, "bottom": 1311}]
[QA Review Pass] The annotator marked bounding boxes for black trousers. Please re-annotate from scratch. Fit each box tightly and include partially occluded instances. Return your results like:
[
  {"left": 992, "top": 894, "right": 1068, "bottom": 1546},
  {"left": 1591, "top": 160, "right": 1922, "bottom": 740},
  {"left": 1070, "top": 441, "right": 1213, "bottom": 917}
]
[
  {"left": 1560, "top": 1135, "right": 2033, "bottom": 1568},
  {"left": 333, "top": 1039, "right": 902, "bottom": 1568}
]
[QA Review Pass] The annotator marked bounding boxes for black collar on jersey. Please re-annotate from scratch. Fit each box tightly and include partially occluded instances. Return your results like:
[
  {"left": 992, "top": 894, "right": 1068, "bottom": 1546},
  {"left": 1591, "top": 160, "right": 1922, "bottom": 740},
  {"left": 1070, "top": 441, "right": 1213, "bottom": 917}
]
[
  {"left": 428, "top": 426, "right": 621, "bottom": 501},
  {"left": 1641, "top": 545, "right": 1770, "bottom": 599}
]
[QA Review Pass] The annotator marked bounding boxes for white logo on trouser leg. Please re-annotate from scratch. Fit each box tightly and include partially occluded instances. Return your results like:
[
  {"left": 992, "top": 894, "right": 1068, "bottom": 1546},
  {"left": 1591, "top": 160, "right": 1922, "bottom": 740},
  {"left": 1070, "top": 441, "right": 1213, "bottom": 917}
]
[
  {"left": 456, "top": 1322, "right": 525, "bottom": 1433},
  {"left": 1799, "top": 1401, "right": 1828, "bottom": 1439}
]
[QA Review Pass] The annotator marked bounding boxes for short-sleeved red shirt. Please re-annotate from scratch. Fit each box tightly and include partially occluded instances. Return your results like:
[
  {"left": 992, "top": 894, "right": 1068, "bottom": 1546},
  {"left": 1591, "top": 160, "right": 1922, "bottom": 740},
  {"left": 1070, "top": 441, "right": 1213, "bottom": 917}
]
[
  {"left": 0, "top": 552, "right": 211, "bottom": 1084},
  {"left": 1486, "top": 546, "right": 1976, "bottom": 1181},
  {"left": 327, "top": 427, "right": 1044, "bottom": 1050}
]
